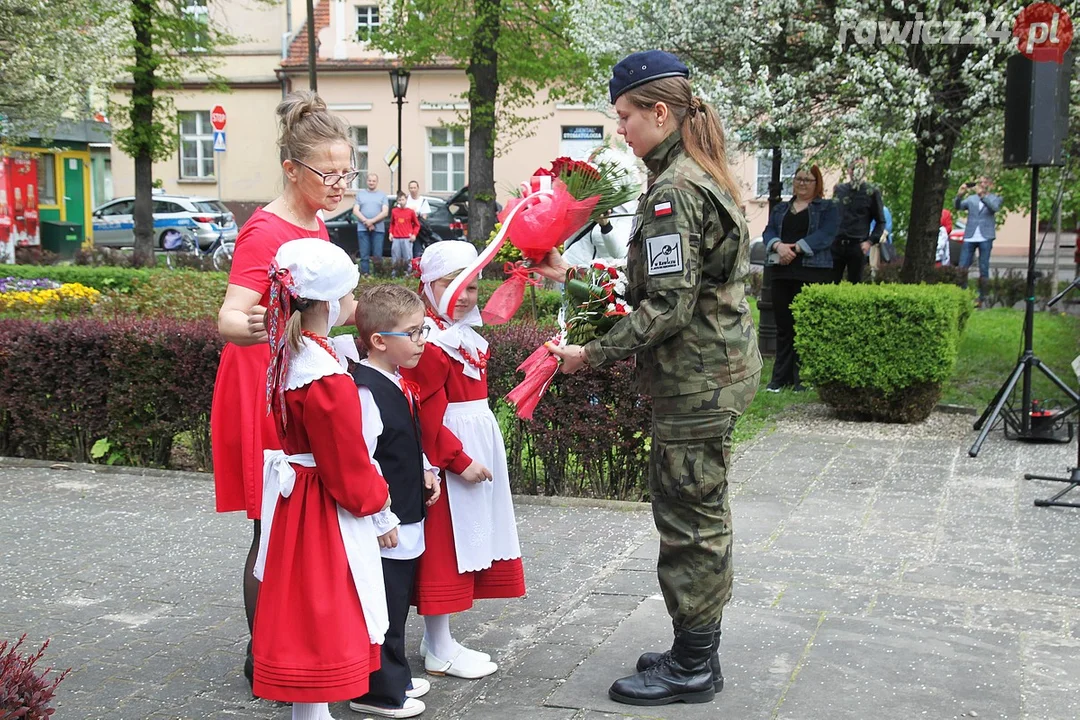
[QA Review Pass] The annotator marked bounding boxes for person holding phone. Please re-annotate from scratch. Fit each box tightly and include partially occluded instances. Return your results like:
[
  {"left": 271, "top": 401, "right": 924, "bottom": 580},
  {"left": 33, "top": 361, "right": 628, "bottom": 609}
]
[{"left": 954, "top": 176, "right": 1003, "bottom": 306}]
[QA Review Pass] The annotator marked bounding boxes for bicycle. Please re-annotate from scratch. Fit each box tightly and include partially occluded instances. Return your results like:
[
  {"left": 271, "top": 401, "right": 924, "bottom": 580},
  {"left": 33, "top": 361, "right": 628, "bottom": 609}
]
[{"left": 162, "top": 227, "right": 234, "bottom": 271}]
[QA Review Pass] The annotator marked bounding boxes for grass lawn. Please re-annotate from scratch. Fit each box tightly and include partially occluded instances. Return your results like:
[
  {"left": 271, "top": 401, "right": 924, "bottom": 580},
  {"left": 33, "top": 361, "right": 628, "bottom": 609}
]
[{"left": 735, "top": 298, "right": 1080, "bottom": 447}]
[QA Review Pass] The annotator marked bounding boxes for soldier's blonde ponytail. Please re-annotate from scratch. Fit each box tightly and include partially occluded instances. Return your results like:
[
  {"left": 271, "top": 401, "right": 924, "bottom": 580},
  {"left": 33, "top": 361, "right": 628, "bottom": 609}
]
[{"left": 622, "top": 79, "right": 741, "bottom": 206}]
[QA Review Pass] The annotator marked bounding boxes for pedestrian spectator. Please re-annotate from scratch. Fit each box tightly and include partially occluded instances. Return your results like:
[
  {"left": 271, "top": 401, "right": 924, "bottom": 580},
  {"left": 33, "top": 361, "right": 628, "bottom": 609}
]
[
  {"left": 211, "top": 90, "right": 358, "bottom": 689},
  {"left": 533, "top": 50, "right": 762, "bottom": 707},
  {"left": 406, "top": 180, "right": 433, "bottom": 257},
  {"left": 762, "top": 164, "right": 837, "bottom": 393},
  {"left": 254, "top": 238, "right": 388, "bottom": 720},
  {"left": 406, "top": 180, "right": 431, "bottom": 220},
  {"left": 831, "top": 158, "right": 886, "bottom": 283},
  {"left": 389, "top": 191, "right": 421, "bottom": 277},
  {"left": 354, "top": 173, "right": 389, "bottom": 276},
  {"left": 868, "top": 204, "right": 894, "bottom": 276},
  {"left": 955, "top": 176, "right": 1002, "bottom": 305}
]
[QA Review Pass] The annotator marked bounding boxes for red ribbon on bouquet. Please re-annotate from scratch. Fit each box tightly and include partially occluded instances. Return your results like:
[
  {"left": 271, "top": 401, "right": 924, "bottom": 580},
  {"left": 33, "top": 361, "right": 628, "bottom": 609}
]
[
  {"left": 481, "top": 261, "right": 542, "bottom": 325},
  {"left": 504, "top": 339, "right": 562, "bottom": 421}
]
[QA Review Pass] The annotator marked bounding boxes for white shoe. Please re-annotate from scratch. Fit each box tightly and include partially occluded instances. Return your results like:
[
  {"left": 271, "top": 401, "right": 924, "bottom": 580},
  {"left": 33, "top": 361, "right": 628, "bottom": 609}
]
[
  {"left": 348, "top": 697, "right": 425, "bottom": 718},
  {"left": 424, "top": 647, "right": 498, "bottom": 679},
  {"left": 419, "top": 636, "right": 491, "bottom": 662},
  {"left": 405, "top": 677, "right": 430, "bottom": 699}
]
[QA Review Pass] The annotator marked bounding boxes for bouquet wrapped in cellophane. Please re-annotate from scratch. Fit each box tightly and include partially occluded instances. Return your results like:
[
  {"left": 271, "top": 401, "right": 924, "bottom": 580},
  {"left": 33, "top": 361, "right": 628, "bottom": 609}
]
[
  {"left": 504, "top": 262, "right": 632, "bottom": 421},
  {"left": 481, "top": 155, "right": 639, "bottom": 325}
]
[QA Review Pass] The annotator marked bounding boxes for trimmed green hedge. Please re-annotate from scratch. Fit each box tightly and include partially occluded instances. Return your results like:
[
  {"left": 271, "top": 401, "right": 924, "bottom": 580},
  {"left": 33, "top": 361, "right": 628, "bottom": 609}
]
[{"left": 791, "top": 282, "right": 973, "bottom": 422}]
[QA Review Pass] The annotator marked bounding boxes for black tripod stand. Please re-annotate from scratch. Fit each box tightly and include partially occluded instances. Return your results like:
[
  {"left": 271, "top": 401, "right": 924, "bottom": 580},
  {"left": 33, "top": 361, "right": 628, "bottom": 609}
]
[
  {"left": 1024, "top": 276, "right": 1080, "bottom": 508},
  {"left": 968, "top": 166, "right": 1080, "bottom": 457}
]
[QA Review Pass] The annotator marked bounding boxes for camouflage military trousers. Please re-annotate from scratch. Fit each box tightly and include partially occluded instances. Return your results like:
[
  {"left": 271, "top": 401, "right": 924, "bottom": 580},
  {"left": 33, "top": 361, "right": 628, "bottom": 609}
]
[{"left": 649, "top": 373, "right": 759, "bottom": 630}]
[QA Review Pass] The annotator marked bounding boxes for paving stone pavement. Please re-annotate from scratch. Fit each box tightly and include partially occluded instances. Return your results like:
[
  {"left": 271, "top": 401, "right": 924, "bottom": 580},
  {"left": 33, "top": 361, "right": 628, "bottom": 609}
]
[{"left": 1, "top": 409, "right": 1078, "bottom": 720}]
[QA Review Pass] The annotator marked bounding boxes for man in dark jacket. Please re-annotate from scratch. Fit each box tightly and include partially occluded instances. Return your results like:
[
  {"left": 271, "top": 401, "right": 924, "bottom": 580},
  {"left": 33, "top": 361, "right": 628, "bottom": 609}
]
[{"left": 831, "top": 158, "right": 886, "bottom": 283}]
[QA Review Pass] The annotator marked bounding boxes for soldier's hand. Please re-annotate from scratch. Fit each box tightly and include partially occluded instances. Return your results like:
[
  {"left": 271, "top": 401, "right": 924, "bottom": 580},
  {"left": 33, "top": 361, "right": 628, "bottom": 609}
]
[
  {"left": 546, "top": 343, "right": 587, "bottom": 374},
  {"left": 532, "top": 248, "right": 573, "bottom": 283}
]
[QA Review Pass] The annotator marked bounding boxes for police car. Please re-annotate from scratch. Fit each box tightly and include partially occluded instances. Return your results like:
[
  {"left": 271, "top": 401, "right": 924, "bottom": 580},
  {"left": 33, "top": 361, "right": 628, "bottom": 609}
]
[{"left": 92, "top": 191, "right": 238, "bottom": 249}]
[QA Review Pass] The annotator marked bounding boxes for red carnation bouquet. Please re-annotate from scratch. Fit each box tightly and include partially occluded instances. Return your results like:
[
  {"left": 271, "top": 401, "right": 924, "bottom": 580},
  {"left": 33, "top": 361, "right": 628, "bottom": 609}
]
[
  {"left": 504, "top": 261, "right": 631, "bottom": 421},
  {"left": 481, "top": 156, "right": 638, "bottom": 325}
]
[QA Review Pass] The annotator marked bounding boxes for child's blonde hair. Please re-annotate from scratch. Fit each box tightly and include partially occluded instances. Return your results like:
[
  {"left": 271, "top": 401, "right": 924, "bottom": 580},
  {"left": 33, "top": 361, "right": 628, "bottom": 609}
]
[
  {"left": 356, "top": 284, "right": 425, "bottom": 350},
  {"left": 282, "top": 297, "right": 319, "bottom": 353}
]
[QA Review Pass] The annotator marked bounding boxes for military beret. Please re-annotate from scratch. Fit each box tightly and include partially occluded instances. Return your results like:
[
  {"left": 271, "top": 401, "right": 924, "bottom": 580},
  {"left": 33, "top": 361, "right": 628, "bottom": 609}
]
[{"left": 609, "top": 51, "right": 690, "bottom": 103}]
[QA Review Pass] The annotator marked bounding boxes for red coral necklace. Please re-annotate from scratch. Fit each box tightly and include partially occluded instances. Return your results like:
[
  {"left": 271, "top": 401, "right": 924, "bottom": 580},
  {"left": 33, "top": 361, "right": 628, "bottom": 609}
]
[
  {"left": 426, "top": 308, "right": 489, "bottom": 372},
  {"left": 301, "top": 330, "right": 339, "bottom": 362}
]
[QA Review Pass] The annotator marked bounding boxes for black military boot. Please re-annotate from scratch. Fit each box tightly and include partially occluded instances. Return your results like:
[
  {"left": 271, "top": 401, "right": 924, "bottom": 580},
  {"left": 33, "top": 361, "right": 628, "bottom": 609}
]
[
  {"left": 608, "top": 625, "right": 717, "bottom": 706},
  {"left": 636, "top": 627, "right": 723, "bottom": 691}
]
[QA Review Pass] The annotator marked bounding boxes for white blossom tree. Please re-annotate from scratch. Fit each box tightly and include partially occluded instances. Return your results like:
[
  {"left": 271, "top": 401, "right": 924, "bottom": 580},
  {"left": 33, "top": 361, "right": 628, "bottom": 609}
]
[
  {"left": 572, "top": 0, "right": 1044, "bottom": 282},
  {"left": 0, "top": 0, "right": 126, "bottom": 141}
]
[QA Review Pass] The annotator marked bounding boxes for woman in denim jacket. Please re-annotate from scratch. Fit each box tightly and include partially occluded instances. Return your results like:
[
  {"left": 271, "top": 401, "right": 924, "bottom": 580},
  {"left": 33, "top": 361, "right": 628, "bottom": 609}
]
[{"left": 762, "top": 164, "right": 838, "bottom": 392}]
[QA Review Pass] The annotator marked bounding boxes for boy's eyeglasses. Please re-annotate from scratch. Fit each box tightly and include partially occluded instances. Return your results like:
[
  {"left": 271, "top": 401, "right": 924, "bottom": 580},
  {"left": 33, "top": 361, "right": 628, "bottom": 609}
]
[
  {"left": 378, "top": 326, "right": 430, "bottom": 343},
  {"left": 291, "top": 158, "right": 360, "bottom": 186}
]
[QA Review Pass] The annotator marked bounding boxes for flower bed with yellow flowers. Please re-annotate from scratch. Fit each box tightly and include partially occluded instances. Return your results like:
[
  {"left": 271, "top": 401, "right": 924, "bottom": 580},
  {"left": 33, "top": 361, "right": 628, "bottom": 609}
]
[{"left": 0, "top": 277, "right": 101, "bottom": 317}]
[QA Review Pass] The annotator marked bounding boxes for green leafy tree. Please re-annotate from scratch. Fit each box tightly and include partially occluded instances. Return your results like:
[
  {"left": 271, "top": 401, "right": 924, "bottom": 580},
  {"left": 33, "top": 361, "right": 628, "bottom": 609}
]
[
  {"left": 110, "top": 0, "right": 244, "bottom": 266},
  {"left": 374, "top": 0, "right": 609, "bottom": 244},
  {"left": 0, "top": 0, "right": 125, "bottom": 141}
]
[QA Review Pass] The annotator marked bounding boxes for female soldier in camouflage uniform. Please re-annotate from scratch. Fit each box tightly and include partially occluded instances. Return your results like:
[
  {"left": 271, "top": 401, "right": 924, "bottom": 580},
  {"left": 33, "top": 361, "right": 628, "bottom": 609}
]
[{"left": 534, "top": 50, "right": 761, "bottom": 707}]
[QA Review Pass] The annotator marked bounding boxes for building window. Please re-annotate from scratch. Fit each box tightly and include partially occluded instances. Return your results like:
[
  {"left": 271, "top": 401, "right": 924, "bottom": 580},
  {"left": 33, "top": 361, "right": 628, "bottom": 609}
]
[
  {"left": 37, "top": 156, "right": 57, "bottom": 205},
  {"left": 349, "top": 126, "right": 369, "bottom": 190},
  {"left": 179, "top": 111, "right": 215, "bottom": 179},
  {"left": 356, "top": 5, "right": 380, "bottom": 41},
  {"left": 428, "top": 127, "right": 465, "bottom": 193},
  {"left": 755, "top": 150, "right": 800, "bottom": 198},
  {"left": 182, "top": 0, "right": 209, "bottom": 52}
]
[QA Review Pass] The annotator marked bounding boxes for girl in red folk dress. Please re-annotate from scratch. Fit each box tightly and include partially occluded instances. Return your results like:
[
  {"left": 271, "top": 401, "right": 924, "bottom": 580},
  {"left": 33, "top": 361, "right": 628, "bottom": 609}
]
[
  {"left": 211, "top": 90, "right": 360, "bottom": 686},
  {"left": 252, "top": 238, "right": 390, "bottom": 720},
  {"left": 401, "top": 242, "right": 526, "bottom": 680}
]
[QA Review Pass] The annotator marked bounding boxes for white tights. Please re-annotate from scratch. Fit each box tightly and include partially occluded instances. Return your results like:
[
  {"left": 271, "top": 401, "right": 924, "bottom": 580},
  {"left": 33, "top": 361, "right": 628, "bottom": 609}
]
[
  {"left": 423, "top": 613, "right": 457, "bottom": 660},
  {"left": 292, "top": 702, "right": 333, "bottom": 720}
]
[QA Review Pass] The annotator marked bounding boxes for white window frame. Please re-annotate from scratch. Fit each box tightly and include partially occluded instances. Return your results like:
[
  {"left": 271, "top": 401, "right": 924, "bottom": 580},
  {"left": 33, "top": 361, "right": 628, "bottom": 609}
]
[
  {"left": 755, "top": 150, "right": 800, "bottom": 199},
  {"left": 427, "top": 127, "right": 466, "bottom": 194},
  {"left": 182, "top": 0, "right": 209, "bottom": 52},
  {"left": 178, "top": 111, "right": 215, "bottom": 180},
  {"left": 356, "top": 5, "right": 380, "bottom": 42},
  {"left": 349, "top": 126, "right": 369, "bottom": 190}
]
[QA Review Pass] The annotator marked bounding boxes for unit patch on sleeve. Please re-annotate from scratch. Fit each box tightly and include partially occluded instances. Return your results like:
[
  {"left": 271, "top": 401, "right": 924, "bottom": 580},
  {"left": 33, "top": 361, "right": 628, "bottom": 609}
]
[{"left": 645, "top": 233, "right": 683, "bottom": 275}]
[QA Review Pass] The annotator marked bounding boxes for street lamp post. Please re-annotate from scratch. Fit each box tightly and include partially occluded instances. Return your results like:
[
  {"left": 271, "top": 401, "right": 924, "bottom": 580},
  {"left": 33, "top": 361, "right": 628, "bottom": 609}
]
[{"left": 388, "top": 68, "right": 411, "bottom": 194}]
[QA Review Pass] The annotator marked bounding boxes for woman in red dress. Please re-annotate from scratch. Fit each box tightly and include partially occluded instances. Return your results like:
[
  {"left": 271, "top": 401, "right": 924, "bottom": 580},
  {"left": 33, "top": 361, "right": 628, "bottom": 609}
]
[
  {"left": 211, "top": 90, "right": 360, "bottom": 685},
  {"left": 254, "top": 237, "right": 389, "bottom": 720},
  {"left": 402, "top": 242, "right": 526, "bottom": 680}
]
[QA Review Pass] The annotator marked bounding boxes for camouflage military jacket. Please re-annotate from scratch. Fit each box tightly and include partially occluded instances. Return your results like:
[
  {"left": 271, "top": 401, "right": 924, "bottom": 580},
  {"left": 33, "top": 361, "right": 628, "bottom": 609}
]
[{"left": 581, "top": 133, "right": 761, "bottom": 398}]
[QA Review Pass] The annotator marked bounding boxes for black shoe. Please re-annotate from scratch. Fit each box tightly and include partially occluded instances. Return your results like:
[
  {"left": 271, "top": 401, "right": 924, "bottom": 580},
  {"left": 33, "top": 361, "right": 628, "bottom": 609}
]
[
  {"left": 765, "top": 382, "right": 783, "bottom": 393},
  {"left": 792, "top": 383, "right": 810, "bottom": 393},
  {"left": 609, "top": 626, "right": 717, "bottom": 706},
  {"left": 635, "top": 628, "right": 723, "bottom": 692}
]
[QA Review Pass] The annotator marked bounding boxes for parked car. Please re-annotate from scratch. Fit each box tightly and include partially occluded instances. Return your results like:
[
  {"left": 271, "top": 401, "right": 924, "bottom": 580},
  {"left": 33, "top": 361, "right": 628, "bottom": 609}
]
[{"left": 92, "top": 191, "right": 238, "bottom": 249}]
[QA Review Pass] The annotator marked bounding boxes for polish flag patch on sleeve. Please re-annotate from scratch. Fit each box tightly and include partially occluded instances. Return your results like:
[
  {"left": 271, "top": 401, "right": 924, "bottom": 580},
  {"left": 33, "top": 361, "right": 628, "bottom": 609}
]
[{"left": 653, "top": 201, "right": 673, "bottom": 217}]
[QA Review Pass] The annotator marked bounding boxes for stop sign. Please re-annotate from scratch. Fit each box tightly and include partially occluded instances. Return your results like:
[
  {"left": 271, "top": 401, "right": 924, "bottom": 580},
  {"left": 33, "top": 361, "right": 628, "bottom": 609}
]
[{"left": 210, "top": 105, "right": 226, "bottom": 131}]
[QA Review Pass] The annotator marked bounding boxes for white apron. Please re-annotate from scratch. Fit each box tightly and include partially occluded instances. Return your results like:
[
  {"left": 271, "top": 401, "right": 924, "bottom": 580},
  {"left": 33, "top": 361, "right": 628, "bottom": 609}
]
[
  {"left": 442, "top": 399, "right": 522, "bottom": 573},
  {"left": 255, "top": 452, "right": 389, "bottom": 645}
]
